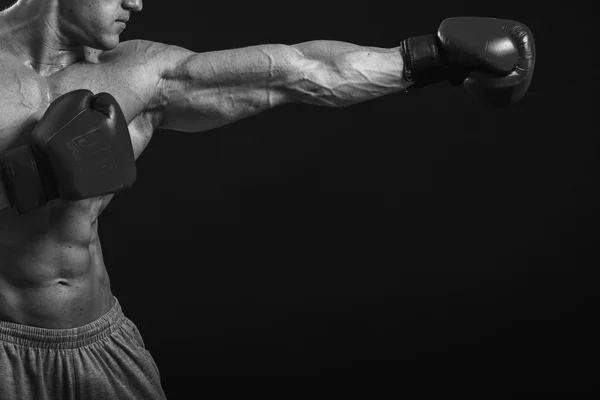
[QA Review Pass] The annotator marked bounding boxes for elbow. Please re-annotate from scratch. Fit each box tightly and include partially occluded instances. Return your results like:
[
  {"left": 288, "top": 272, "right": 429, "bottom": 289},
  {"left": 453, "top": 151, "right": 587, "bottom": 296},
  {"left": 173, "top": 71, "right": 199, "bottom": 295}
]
[{"left": 280, "top": 48, "right": 334, "bottom": 106}]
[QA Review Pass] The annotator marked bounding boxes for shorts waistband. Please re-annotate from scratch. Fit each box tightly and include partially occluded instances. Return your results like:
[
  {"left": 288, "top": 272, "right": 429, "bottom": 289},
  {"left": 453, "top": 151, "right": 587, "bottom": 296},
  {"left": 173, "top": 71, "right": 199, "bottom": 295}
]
[{"left": 0, "top": 297, "right": 125, "bottom": 350}]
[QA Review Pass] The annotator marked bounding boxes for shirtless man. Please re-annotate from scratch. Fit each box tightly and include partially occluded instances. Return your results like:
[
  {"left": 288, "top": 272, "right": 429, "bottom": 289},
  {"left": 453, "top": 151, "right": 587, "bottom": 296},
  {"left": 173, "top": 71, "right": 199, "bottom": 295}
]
[{"left": 0, "top": 0, "right": 535, "bottom": 398}]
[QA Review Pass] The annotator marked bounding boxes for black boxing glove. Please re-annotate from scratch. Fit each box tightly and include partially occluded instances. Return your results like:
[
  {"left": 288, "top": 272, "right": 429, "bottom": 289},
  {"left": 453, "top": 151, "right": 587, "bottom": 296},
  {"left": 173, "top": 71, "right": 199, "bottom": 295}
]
[
  {"left": 399, "top": 17, "right": 536, "bottom": 107},
  {"left": 0, "top": 89, "right": 136, "bottom": 214}
]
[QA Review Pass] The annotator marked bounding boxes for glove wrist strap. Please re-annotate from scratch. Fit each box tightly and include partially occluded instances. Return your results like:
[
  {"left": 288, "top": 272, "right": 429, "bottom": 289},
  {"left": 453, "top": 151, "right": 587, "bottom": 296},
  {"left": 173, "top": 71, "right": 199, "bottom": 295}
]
[
  {"left": 0, "top": 144, "right": 54, "bottom": 215},
  {"left": 400, "top": 34, "right": 450, "bottom": 88}
]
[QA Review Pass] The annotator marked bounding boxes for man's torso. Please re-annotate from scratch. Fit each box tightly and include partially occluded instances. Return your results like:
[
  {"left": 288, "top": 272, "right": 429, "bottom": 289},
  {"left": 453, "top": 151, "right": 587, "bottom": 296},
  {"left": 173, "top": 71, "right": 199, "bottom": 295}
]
[{"left": 0, "top": 39, "right": 163, "bottom": 329}]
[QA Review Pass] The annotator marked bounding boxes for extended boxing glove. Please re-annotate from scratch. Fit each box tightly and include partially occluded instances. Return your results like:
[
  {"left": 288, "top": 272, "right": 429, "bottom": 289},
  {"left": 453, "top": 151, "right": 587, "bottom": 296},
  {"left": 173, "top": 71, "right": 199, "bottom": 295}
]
[
  {"left": 0, "top": 89, "right": 136, "bottom": 214},
  {"left": 399, "top": 17, "right": 536, "bottom": 107}
]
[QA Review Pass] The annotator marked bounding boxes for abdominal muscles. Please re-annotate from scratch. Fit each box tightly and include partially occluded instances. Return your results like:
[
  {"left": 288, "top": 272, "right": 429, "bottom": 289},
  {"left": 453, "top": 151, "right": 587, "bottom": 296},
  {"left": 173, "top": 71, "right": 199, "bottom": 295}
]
[{"left": 0, "top": 197, "right": 113, "bottom": 329}]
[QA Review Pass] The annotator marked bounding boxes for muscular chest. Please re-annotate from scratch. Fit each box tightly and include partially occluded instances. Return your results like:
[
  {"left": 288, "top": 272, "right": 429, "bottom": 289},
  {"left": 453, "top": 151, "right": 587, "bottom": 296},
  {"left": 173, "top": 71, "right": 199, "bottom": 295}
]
[
  {"left": 0, "top": 54, "right": 155, "bottom": 222},
  {"left": 0, "top": 60, "right": 48, "bottom": 150},
  {"left": 0, "top": 56, "right": 152, "bottom": 156}
]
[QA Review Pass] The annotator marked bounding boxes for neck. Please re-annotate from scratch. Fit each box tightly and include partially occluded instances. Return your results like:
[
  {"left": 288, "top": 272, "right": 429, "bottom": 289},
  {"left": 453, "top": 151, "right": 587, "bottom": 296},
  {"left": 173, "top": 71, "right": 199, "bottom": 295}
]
[{"left": 0, "top": 0, "right": 84, "bottom": 75}]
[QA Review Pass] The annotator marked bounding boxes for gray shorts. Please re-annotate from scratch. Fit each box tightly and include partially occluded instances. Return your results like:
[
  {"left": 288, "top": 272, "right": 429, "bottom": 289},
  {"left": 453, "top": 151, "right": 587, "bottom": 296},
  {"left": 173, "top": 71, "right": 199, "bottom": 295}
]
[{"left": 0, "top": 297, "right": 166, "bottom": 400}]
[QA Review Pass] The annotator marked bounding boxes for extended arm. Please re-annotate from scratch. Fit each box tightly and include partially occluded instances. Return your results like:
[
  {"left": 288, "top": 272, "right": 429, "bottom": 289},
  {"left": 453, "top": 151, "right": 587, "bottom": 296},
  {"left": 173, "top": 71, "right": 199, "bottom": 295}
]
[
  {"left": 151, "top": 41, "right": 411, "bottom": 132},
  {"left": 151, "top": 16, "right": 535, "bottom": 133}
]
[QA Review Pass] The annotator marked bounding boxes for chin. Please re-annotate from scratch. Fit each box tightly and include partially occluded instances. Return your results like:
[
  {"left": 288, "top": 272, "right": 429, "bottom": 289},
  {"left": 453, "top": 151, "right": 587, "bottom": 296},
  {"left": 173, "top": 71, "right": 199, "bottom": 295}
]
[{"left": 90, "top": 36, "right": 120, "bottom": 51}]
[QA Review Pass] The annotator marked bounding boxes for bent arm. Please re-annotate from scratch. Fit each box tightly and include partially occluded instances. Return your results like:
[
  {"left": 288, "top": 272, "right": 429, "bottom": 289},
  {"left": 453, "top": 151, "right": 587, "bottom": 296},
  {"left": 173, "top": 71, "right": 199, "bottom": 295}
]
[
  {"left": 153, "top": 40, "right": 412, "bottom": 132},
  {"left": 0, "top": 180, "right": 8, "bottom": 211}
]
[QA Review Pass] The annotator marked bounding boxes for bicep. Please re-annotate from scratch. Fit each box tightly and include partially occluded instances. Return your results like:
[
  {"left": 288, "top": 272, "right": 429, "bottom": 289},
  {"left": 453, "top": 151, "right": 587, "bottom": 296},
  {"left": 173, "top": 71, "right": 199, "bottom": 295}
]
[
  {"left": 152, "top": 45, "right": 304, "bottom": 132},
  {"left": 155, "top": 77, "right": 280, "bottom": 133}
]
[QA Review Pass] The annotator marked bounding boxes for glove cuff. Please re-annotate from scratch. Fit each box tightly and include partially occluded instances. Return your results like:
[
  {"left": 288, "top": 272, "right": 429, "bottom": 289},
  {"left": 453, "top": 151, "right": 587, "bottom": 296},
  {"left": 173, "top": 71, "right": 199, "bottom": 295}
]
[
  {"left": 0, "top": 144, "right": 57, "bottom": 215},
  {"left": 401, "top": 34, "right": 473, "bottom": 90},
  {"left": 400, "top": 34, "right": 448, "bottom": 87}
]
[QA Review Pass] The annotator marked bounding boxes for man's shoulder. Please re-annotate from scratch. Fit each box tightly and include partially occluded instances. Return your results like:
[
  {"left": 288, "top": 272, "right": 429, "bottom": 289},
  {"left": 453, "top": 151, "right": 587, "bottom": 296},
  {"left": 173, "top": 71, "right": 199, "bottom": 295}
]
[
  {"left": 96, "top": 40, "right": 187, "bottom": 75},
  {"left": 64, "top": 40, "right": 185, "bottom": 127},
  {"left": 89, "top": 40, "right": 194, "bottom": 130}
]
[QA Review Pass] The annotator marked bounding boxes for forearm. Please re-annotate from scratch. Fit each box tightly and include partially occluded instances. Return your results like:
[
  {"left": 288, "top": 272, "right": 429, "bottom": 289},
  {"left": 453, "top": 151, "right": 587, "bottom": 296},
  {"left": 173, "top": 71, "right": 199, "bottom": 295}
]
[
  {"left": 0, "top": 177, "right": 10, "bottom": 211},
  {"left": 288, "top": 40, "right": 412, "bottom": 107}
]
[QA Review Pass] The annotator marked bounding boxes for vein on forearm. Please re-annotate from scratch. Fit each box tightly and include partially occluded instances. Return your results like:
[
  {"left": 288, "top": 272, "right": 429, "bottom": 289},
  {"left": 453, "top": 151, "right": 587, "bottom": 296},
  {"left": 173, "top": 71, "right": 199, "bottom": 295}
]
[{"left": 290, "top": 42, "right": 406, "bottom": 107}]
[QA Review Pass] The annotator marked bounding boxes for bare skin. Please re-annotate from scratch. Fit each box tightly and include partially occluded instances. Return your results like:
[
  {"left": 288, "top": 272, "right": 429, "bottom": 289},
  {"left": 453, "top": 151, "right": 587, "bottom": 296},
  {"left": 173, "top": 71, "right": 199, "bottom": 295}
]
[{"left": 0, "top": 0, "right": 411, "bottom": 329}]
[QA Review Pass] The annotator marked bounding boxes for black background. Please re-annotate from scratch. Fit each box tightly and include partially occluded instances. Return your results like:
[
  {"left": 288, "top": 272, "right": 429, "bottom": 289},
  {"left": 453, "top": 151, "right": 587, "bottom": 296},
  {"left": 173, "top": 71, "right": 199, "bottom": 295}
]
[{"left": 7, "top": 0, "right": 597, "bottom": 396}]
